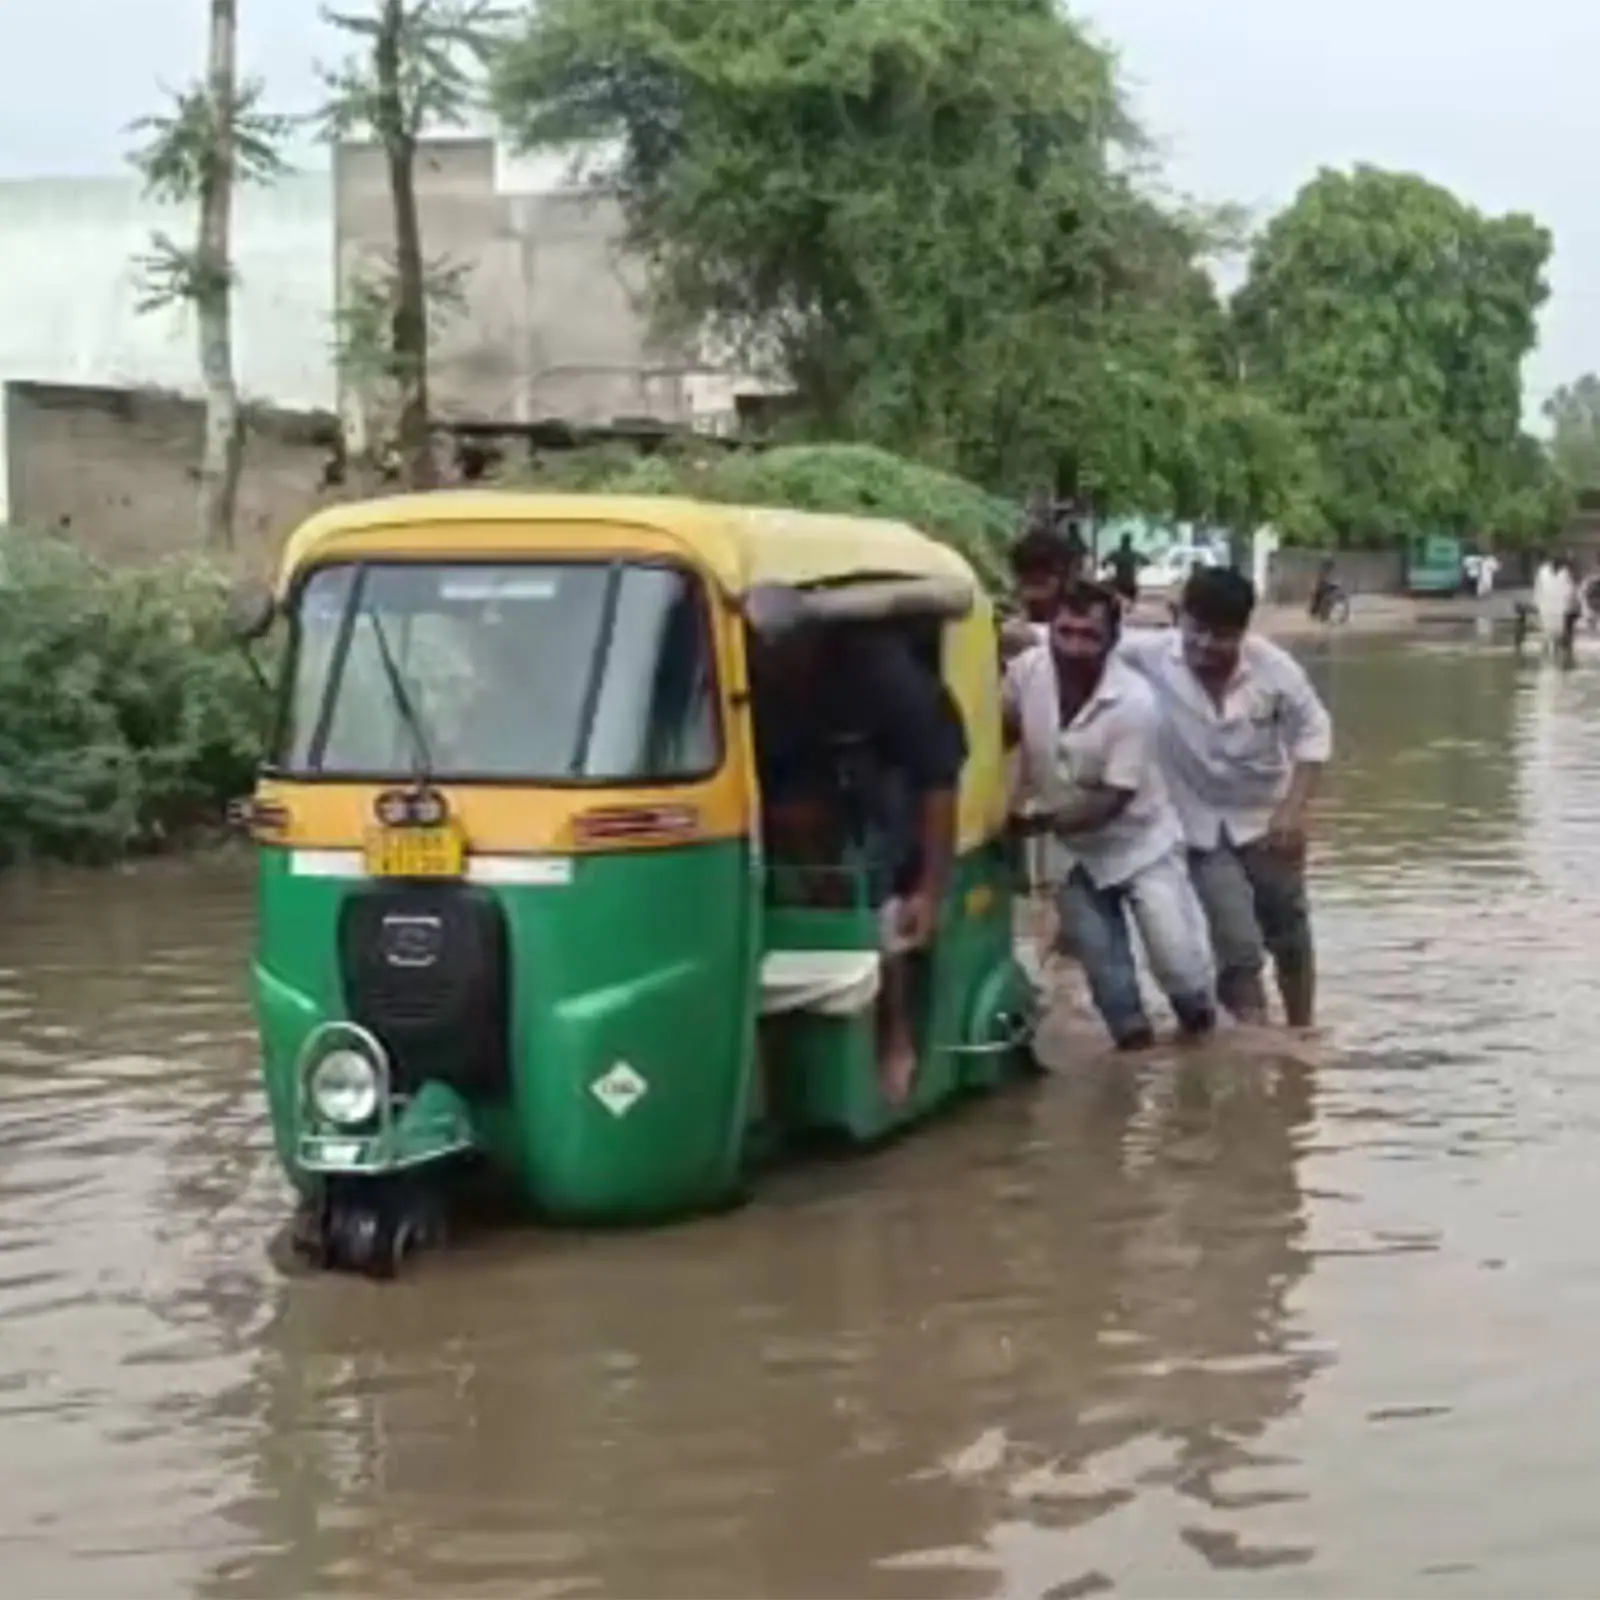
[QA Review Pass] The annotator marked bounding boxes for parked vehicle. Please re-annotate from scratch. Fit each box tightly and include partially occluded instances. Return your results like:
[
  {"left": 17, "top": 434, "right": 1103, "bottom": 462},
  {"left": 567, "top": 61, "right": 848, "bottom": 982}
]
[
  {"left": 1136, "top": 543, "right": 1221, "bottom": 593},
  {"left": 229, "top": 493, "right": 1043, "bottom": 1275},
  {"left": 1405, "top": 533, "right": 1465, "bottom": 597}
]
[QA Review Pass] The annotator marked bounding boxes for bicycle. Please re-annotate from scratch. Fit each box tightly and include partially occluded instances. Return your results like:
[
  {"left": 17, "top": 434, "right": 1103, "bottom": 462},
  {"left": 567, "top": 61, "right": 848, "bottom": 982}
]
[{"left": 1310, "top": 585, "right": 1351, "bottom": 626}]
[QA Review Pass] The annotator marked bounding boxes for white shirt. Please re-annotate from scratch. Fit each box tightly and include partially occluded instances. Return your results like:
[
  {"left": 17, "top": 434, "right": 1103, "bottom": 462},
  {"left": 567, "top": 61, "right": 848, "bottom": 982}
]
[
  {"left": 1116, "top": 628, "right": 1333, "bottom": 851},
  {"left": 1003, "top": 646, "right": 1182, "bottom": 888}
]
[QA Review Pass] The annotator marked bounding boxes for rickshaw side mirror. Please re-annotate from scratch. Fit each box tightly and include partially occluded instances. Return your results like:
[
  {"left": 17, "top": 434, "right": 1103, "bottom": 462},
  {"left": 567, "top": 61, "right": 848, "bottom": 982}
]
[{"left": 227, "top": 580, "right": 278, "bottom": 644}]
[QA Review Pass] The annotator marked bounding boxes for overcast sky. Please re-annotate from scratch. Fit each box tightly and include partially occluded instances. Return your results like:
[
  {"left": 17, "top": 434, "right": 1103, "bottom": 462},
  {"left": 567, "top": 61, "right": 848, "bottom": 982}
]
[{"left": 1, "top": 0, "right": 1591, "bottom": 408}]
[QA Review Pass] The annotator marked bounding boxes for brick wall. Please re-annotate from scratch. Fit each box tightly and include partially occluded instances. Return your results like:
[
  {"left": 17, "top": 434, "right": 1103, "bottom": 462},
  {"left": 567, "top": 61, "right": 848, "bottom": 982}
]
[{"left": 3, "top": 380, "right": 340, "bottom": 573}]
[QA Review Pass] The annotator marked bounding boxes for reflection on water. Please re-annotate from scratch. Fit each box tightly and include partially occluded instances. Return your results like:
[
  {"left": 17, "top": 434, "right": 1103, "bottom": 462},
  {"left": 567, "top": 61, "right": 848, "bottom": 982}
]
[{"left": 5, "top": 638, "right": 1600, "bottom": 1596}]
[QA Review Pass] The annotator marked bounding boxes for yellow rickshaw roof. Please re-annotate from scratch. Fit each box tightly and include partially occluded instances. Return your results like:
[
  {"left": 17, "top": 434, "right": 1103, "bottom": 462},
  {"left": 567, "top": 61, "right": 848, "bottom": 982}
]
[{"left": 275, "top": 491, "right": 977, "bottom": 597}]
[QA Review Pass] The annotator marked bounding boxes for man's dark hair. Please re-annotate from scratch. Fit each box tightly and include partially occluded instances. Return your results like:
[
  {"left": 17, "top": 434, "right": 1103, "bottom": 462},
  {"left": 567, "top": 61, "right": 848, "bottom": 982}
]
[
  {"left": 1010, "top": 524, "right": 1074, "bottom": 580},
  {"left": 1182, "top": 566, "right": 1256, "bottom": 632},
  {"left": 1059, "top": 579, "right": 1122, "bottom": 643}
]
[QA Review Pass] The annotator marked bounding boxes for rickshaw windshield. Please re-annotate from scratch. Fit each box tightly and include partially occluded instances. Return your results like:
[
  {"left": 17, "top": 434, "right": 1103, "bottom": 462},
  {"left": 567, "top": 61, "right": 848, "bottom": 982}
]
[{"left": 279, "top": 560, "right": 720, "bottom": 781}]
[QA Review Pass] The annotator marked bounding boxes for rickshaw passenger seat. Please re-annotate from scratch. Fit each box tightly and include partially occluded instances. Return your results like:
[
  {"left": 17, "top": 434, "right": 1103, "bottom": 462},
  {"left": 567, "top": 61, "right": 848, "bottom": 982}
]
[{"left": 759, "top": 949, "right": 881, "bottom": 1017}]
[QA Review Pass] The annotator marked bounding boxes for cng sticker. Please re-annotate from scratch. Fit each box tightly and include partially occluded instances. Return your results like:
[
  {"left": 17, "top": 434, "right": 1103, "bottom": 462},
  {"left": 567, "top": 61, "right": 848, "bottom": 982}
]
[{"left": 590, "top": 1060, "right": 648, "bottom": 1118}]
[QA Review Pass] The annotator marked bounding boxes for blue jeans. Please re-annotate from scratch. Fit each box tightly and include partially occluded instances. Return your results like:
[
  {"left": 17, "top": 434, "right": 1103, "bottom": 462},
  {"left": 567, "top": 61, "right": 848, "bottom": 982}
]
[{"left": 1057, "top": 849, "right": 1217, "bottom": 1047}]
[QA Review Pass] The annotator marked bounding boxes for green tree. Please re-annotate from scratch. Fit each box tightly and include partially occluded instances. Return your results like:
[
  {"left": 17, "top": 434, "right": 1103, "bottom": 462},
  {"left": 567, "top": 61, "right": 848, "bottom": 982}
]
[
  {"left": 1544, "top": 374, "right": 1600, "bottom": 493},
  {"left": 1481, "top": 431, "right": 1575, "bottom": 544},
  {"left": 1197, "top": 385, "right": 1325, "bottom": 542},
  {"left": 332, "top": 255, "right": 472, "bottom": 475},
  {"left": 1235, "top": 165, "right": 1552, "bottom": 544},
  {"left": 319, "top": 0, "right": 507, "bottom": 487},
  {"left": 493, "top": 0, "right": 1296, "bottom": 521},
  {"left": 129, "top": 0, "right": 292, "bottom": 550}
]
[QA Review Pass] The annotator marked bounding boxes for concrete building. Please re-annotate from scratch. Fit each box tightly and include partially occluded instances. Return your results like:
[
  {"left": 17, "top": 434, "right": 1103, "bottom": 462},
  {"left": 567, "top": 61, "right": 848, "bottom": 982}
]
[
  {"left": 0, "top": 169, "right": 336, "bottom": 407},
  {"left": 0, "top": 169, "right": 334, "bottom": 521},
  {"left": 0, "top": 140, "right": 764, "bottom": 531},
  {"left": 335, "top": 139, "right": 754, "bottom": 436}
]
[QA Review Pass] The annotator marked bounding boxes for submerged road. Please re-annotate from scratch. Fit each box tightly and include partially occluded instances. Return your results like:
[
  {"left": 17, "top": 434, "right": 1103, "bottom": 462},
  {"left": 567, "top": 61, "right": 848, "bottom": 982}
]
[{"left": 0, "top": 631, "right": 1594, "bottom": 1597}]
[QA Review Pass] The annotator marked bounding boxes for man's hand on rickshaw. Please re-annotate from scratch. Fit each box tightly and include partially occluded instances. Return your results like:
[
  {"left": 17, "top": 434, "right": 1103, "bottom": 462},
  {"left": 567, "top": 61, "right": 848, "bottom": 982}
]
[
  {"left": 1000, "top": 616, "right": 1039, "bottom": 659},
  {"left": 896, "top": 888, "right": 939, "bottom": 949},
  {"left": 1007, "top": 808, "right": 1053, "bottom": 841}
]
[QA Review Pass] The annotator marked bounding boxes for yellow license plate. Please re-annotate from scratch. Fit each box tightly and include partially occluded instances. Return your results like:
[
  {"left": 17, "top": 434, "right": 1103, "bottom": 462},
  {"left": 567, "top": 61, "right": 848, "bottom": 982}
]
[{"left": 363, "top": 824, "right": 465, "bottom": 879}]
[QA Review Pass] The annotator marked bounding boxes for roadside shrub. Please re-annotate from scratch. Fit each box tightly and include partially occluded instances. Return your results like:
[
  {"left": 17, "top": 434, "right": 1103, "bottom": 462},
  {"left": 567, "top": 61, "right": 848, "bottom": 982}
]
[
  {"left": 0, "top": 443, "right": 1019, "bottom": 867},
  {"left": 516, "top": 441, "right": 1020, "bottom": 587},
  {"left": 0, "top": 530, "right": 272, "bottom": 867}
]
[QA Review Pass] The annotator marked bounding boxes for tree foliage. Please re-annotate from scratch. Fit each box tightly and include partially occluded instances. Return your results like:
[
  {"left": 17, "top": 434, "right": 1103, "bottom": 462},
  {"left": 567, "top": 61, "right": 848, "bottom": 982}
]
[
  {"left": 515, "top": 441, "right": 1020, "bottom": 586},
  {"left": 332, "top": 252, "right": 472, "bottom": 453},
  {"left": 319, "top": 0, "right": 508, "bottom": 141},
  {"left": 1235, "top": 165, "right": 1557, "bottom": 544},
  {"left": 129, "top": 80, "right": 294, "bottom": 311},
  {"left": 128, "top": 3, "right": 294, "bottom": 551},
  {"left": 320, "top": 0, "right": 509, "bottom": 486},
  {"left": 493, "top": 0, "right": 1308, "bottom": 526},
  {"left": 1545, "top": 374, "right": 1600, "bottom": 494}
]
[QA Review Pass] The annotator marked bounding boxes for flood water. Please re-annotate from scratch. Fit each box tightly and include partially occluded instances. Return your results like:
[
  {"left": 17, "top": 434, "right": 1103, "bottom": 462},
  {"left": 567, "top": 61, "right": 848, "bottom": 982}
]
[{"left": 3, "top": 632, "right": 1599, "bottom": 1597}]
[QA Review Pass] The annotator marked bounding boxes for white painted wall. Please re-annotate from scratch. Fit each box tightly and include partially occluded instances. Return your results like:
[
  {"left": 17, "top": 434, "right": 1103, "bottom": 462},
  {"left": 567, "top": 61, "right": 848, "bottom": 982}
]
[
  {"left": 0, "top": 139, "right": 770, "bottom": 449},
  {"left": 0, "top": 171, "right": 335, "bottom": 411}
]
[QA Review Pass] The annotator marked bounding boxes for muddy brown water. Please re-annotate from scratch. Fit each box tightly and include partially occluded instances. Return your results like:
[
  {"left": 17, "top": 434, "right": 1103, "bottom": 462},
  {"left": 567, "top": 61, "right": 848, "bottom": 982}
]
[{"left": 1, "top": 634, "right": 1597, "bottom": 1598}]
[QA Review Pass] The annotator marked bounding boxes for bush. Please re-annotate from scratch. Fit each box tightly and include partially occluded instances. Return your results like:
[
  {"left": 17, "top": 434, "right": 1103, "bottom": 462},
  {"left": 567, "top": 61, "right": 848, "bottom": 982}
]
[
  {"left": 0, "top": 530, "right": 272, "bottom": 867},
  {"left": 0, "top": 443, "right": 1020, "bottom": 867},
  {"left": 517, "top": 441, "right": 1021, "bottom": 587}
]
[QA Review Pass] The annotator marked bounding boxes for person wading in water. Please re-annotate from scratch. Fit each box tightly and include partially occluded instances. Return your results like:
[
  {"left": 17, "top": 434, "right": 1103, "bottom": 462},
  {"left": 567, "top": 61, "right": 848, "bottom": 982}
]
[
  {"left": 1005, "top": 582, "right": 1217, "bottom": 1050},
  {"left": 1118, "top": 567, "right": 1333, "bottom": 1029}
]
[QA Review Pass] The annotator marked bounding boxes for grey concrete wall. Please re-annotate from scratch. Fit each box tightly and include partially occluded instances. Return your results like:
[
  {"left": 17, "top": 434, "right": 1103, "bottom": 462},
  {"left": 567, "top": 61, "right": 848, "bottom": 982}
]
[
  {"left": 334, "top": 140, "right": 703, "bottom": 429},
  {"left": 3, "top": 380, "right": 338, "bottom": 572},
  {"left": 1267, "top": 547, "right": 1408, "bottom": 604}
]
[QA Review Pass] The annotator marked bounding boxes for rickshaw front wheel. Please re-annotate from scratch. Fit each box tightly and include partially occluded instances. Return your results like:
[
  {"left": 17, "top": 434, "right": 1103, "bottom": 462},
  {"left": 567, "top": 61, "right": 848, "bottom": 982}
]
[
  {"left": 326, "top": 1193, "right": 388, "bottom": 1276},
  {"left": 298, "top": 1179, "right": 441, "bottom": 1279}
]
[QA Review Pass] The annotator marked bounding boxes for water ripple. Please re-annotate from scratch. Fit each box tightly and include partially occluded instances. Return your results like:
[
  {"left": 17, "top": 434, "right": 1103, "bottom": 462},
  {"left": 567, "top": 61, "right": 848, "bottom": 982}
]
[{"left": 3, "top": 645, "right": 1600, "bottom": 1594}]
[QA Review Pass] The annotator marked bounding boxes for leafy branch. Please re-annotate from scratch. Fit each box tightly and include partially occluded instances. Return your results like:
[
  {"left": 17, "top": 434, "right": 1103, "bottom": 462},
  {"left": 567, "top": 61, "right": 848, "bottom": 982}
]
[
  {"left": 128, "top": 80, "right": 296, "bottom": 312},
  {"left": 317, "top": 0, "right": 511, "bottom": 141},
  {"left": 333, "top": 252, "right": 473, "bottom": 389}
]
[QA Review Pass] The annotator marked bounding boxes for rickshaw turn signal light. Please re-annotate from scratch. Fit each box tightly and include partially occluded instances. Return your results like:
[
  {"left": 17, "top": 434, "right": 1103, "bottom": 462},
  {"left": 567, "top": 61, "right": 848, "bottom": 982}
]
[{"left": 228, "top": 795, "right": 289, "bottom": 843}]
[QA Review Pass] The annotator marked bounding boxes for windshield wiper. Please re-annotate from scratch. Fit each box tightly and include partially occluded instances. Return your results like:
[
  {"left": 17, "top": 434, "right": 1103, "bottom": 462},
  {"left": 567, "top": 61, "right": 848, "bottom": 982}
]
[{"left": 365, "top": 608, "right": 436, "bottom": 781}]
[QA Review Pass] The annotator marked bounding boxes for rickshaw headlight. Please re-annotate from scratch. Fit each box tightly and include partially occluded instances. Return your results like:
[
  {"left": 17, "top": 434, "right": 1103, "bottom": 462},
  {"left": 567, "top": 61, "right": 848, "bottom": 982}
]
[{"left": 310, "top": 1049, "right": 381, "bottom": 1127}]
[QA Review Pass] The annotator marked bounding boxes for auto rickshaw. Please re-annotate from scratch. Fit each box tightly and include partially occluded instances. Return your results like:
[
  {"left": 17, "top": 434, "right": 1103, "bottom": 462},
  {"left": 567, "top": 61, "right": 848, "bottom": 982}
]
[{"left": 234, "top": 492, "right": 1042, "bottom": 1275}]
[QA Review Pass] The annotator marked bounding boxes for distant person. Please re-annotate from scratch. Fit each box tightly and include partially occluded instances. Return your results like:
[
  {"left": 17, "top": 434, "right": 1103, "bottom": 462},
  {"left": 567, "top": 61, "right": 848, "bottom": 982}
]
[
  {"left": 1584, "top": 571, "right": 1600, "bottom": 632},
  {"left": 1562, "top": 556, "right": 1584, "bottom": 661},
  {"left": 1107, "top": 534, "right": 1147, "bottom": 607},
  {"left": 1475, "top": 549, "right": 1500, "bottom": 599},
  {"left": 1004, "top": 583, "right": 1217, "bottom": 1050},
  {"left": 1308, "top": 556, "right": 1339, "bottom": 621},
  {"left": 1535, "top": 554, "right": 1577, "bottom": 663},
  {"left": 1118, "top": 567, "right": 1333, "bottom": 1029}
]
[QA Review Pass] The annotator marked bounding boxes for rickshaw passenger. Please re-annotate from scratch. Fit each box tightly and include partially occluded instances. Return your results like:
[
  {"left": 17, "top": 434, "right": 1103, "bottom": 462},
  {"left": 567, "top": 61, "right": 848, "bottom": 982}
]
[{"left": 751, "top": 621, "right": 966, "bottom": 1104}]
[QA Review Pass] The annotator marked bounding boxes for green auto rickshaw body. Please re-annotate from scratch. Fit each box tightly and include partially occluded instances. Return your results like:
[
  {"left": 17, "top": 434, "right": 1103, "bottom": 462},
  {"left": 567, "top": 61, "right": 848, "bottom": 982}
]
[{"left": 245, "top": 492, "right": 1040, "bottom": 1251}]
